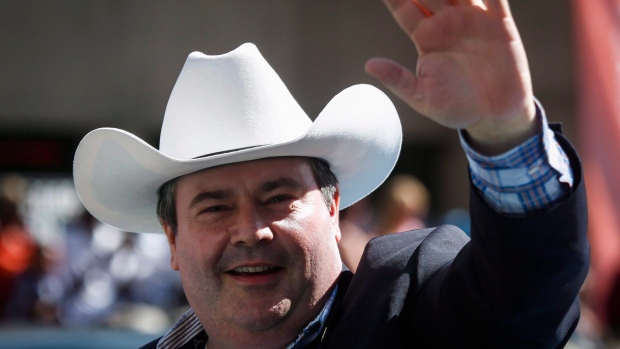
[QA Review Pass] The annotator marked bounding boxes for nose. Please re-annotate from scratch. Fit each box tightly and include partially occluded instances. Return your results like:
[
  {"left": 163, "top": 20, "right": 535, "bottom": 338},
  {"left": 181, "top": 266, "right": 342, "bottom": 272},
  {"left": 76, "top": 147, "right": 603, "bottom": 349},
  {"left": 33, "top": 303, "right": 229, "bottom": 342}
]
[{"left": 230, "top": 205, "right": 273, "bottom": 247}]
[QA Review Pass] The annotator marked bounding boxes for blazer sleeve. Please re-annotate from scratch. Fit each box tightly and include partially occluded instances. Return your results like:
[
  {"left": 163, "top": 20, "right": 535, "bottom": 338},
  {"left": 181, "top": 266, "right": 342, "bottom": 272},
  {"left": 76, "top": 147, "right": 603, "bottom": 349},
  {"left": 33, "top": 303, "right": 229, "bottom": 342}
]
[{"left": 408, "top": 130, "right": 590, "bottom": 348}]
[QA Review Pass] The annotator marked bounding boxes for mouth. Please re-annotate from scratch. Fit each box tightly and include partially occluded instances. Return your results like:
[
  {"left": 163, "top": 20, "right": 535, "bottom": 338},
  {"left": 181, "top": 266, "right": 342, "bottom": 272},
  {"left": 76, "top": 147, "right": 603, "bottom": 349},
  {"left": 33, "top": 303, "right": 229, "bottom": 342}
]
[{"left": 228, "top": 265, "right": 283, "bottom": 276}]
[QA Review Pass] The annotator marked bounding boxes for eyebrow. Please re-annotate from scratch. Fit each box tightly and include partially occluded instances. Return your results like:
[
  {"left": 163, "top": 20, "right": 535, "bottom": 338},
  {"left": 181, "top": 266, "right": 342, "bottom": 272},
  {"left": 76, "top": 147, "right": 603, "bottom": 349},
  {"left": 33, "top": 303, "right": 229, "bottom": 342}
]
[
  {"left": 187, "top": 177, "right": 304, "bottom": 210},
  {"left": 260, "top": 177, "right": 305, "bottom": 193},
  {"left": 188, "top": 189, "right": 232, "bottom": 209}
]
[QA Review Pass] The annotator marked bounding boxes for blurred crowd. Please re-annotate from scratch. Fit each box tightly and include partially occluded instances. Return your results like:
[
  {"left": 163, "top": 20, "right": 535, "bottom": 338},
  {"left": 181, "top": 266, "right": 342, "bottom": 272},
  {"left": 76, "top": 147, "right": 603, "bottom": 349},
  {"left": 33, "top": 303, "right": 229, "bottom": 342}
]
[
  {"left": 0, "top": 174, "right": 187, "bottom": 335},
  {"left": 0, "top": 172, "right": 618, "bottom": 348}
]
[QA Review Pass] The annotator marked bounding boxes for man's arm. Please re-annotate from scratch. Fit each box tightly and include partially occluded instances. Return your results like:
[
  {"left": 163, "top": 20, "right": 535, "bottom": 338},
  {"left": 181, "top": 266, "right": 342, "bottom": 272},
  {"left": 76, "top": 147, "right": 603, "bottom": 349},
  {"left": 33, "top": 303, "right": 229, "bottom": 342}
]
[
  {"left": 364, "top": 0, "right": 590, "bottom": 347},
  {"left": 407, "top": 132, "right": 588, "bottom": 347}
]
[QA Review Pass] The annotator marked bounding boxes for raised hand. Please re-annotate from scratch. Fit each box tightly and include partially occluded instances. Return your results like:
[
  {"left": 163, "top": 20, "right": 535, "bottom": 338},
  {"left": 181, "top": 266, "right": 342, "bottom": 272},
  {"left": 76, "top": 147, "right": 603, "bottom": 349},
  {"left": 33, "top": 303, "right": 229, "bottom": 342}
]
[{"left": 366, "top": 0, "right": 538, "bottom": 154}]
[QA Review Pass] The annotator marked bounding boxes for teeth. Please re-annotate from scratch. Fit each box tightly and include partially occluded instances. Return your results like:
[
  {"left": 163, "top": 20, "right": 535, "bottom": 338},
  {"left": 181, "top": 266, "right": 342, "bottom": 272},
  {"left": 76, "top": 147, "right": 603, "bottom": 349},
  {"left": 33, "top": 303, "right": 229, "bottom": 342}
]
[{"left": 233, "top": 266, "right": 274, "bottom": 273}]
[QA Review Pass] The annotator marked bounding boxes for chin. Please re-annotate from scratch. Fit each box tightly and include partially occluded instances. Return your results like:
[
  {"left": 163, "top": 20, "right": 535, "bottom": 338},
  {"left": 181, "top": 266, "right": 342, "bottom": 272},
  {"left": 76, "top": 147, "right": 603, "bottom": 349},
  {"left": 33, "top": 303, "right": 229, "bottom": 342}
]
[{"left": 234, "top": 298, "right": 293, "bottom": 331}]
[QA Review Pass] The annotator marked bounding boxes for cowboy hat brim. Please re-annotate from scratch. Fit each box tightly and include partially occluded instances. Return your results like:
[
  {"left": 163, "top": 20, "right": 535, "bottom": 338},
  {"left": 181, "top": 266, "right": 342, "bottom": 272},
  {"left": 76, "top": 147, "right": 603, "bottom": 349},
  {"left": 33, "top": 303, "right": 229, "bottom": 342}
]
[{"left": 73, "top": 84, "right": 402, "bottom": 234}]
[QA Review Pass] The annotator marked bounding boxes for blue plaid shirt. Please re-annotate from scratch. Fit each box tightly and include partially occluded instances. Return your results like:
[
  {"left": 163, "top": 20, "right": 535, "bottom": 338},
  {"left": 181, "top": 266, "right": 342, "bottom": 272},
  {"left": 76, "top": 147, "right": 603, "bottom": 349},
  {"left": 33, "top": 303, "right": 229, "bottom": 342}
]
[
  {"left": 155, "top": 102, "right": 573, "bottom": 349},
  {"left": 460, "top": 101, "right": 573, "bottom": 216}
]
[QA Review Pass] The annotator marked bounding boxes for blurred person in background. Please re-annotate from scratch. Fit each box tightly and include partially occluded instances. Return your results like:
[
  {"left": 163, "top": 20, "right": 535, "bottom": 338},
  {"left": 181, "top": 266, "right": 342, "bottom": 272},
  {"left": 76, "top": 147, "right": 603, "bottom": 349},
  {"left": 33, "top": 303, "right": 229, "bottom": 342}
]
[
  {"left": 339, "top": 174, "right": 430, "bottom": 272},
  {"left": 72, "top": 0, "right": 589, "bottom": 348},
  {"left": 374, "top": 174, "right": 430, "bottom": 235},
  {"left": 338, "top": 198, "right": 375, "bottom": 272}
]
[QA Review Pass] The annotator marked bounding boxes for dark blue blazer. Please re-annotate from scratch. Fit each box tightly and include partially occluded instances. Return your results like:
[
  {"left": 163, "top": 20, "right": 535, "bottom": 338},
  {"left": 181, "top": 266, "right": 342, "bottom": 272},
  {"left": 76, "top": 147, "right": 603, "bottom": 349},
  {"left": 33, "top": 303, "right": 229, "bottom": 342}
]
[{"left": 320, "top": 130, "right": 589, "bottom": 348}]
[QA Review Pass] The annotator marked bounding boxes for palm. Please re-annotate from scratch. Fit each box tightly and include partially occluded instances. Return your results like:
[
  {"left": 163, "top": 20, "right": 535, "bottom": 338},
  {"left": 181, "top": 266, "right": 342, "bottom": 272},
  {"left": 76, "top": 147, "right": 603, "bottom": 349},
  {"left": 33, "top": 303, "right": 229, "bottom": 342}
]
[{"left": 367, "top": 0, "right": 533, "bottom": 133}]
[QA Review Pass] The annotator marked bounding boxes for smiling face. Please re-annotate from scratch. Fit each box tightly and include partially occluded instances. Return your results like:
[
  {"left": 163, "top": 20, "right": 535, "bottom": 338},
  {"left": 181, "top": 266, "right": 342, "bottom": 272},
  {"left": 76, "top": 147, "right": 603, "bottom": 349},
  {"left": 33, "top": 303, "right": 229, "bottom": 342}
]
[{"left": 163, "top": 157, "right": 342, "bottom": 348}]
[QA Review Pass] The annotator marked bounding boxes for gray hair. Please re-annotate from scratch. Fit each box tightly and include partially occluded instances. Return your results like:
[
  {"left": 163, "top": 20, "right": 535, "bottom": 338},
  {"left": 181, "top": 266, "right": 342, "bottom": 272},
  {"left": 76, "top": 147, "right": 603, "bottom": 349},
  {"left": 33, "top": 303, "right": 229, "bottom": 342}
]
[{"left": 157, "top": 157, "right": 338, "bottom": 235}]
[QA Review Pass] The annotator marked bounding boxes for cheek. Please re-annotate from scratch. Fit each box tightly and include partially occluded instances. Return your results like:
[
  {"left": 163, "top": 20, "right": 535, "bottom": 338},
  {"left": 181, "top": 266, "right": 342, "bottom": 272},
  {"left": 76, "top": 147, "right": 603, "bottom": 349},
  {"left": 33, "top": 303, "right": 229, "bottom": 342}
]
[
  {"left": 275, "top": 206, "right": 337, "bottom": 261},
  {"left": 174, "top": 233, "right": 225, "bottom": 300},
  {"left": 276, "top": 207, "right": 327, "bottom": 244},
  {"left": 175, "top": 230, "right": 222, "bottom": 273}
]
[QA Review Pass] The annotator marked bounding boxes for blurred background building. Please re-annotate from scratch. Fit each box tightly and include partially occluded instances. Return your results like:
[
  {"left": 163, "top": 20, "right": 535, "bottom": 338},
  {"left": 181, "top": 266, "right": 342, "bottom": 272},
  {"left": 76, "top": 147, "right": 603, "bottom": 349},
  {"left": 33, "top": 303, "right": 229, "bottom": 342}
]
[{"left": 0, "top": 0, "right": 618, "bottom": 348}]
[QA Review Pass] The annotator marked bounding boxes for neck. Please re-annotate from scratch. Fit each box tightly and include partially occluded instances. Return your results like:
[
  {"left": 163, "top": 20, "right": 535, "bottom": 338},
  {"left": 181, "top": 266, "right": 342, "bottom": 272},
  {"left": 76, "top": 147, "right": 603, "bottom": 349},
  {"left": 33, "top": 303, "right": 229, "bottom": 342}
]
[{"left": 202, "top": 283, "right": 339, "bottom": 349}]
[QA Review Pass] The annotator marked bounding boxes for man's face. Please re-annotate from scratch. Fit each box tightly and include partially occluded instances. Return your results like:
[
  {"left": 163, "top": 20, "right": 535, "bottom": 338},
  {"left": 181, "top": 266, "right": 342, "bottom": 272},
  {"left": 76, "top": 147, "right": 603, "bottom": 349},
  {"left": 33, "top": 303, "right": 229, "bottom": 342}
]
[{"left": 163, "top": 157, "right": 342, "bottom": 344}]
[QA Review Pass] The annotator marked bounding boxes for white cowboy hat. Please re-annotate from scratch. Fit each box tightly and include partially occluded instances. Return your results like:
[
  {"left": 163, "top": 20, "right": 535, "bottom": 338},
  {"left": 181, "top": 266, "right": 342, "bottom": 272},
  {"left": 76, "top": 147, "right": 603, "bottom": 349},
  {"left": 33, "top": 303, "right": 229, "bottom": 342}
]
[{"left": 73, "top": 43, "right": 402, "bottom": 234}]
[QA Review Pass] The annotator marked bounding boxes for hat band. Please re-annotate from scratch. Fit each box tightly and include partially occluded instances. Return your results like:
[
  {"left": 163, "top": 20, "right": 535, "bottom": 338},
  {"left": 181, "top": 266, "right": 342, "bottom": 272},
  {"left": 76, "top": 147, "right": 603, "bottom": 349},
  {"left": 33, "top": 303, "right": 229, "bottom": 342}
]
[{"left": 193, "top": 145, "right": 265, "bottom": 159}]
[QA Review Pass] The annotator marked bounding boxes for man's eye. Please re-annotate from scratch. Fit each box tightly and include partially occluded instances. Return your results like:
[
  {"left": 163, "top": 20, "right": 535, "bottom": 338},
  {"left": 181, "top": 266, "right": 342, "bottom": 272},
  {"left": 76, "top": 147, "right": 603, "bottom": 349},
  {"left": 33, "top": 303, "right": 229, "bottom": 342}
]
[
  {"left": 270, "top": 195, "right": 290, "bottom": 203},
  {"left": 202, "top": 206, "right": 223, "bottom": 213}
]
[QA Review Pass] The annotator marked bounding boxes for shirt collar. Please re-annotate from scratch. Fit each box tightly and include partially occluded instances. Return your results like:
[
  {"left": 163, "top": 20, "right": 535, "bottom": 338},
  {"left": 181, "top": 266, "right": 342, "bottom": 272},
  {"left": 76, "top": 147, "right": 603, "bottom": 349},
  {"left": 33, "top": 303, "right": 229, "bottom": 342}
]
[
  {"left": 287, "top": 284, "right": 338, "bottom": 349},
  {"left": 156, "top": 285, "right": 339, "bottom": 349}
]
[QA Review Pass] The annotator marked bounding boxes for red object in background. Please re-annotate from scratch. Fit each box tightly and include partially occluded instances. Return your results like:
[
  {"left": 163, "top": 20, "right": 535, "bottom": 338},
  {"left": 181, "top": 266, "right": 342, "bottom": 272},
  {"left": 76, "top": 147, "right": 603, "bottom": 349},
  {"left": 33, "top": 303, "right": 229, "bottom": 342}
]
[
  {"left": 0, "top": 191, "right": 35, "bottom": 314},
  {"left": 572, "top": 0, "right": 620, "bottom": 331},
  {"left": 0, "top": 226, "right": 35, "bottom": 277},
  {"left": 0, "top": 139, "right": 65, "bottom": 168}
]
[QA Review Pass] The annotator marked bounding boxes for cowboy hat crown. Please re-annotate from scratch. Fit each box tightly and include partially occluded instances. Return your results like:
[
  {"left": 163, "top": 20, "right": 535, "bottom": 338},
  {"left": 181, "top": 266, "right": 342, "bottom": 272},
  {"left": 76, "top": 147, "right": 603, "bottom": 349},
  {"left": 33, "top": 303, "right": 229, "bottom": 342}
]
[
  {"left": 73, "top": 43, "right": 402, "bottom": 234},
  {"left": 161, "top": 44, "right": 311, "bottom": 159}
]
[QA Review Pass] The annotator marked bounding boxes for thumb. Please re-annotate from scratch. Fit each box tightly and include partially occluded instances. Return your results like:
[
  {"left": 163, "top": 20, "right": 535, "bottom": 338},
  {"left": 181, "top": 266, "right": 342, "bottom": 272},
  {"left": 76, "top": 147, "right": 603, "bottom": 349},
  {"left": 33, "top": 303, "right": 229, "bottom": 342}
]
[{"left": 365, "top": 58, "right": 420, "bottom": 109}]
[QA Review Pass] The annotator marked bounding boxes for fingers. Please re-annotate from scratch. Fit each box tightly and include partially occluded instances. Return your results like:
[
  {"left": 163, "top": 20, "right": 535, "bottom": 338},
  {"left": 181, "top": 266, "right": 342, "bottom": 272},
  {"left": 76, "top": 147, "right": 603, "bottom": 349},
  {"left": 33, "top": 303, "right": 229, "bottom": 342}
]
[
  {"left": 484, "top": 0, "right": 512, "bottom": 16},
  {"left": 411, "top": 0, "right": 434, "bottom": 17},
  {"left": 451, "top": 0, "right": 485, "bottom": 6},
  {"left": 381, "top": 0, "right": 461, "bottom": 35},
  {"left": 365, "top": 58, "right": 420, "bottom": 108},
  {"left": 382, "top": 0, "right": 428, "bottom": 35},
  {"left": 380, "top": 0, "right": 513, "bottom": 48},
  {"left": 414, "top": 0, "right": 455, "bottom": 14}
]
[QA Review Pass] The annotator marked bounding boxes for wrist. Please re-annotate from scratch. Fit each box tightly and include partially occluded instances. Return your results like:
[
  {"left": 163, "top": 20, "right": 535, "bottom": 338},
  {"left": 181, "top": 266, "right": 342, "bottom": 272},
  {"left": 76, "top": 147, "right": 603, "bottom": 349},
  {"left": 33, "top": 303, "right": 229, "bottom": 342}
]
[{"left": 463, "top": 101, "right": 538, "bottom": 156}]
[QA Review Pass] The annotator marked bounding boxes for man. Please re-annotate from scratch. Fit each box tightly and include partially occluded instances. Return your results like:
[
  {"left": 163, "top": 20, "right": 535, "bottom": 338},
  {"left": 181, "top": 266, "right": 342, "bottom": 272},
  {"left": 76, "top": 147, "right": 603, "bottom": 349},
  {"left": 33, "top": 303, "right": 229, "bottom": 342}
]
[{"left": 73, "top": 0, "right": 589, "bottom": 348}]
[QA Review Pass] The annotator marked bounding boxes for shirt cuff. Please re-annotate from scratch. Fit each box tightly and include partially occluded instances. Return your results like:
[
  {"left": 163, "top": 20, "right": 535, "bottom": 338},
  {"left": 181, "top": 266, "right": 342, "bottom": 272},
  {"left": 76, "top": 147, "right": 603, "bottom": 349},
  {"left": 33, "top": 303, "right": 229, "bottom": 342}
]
[{"left": 459, "top": 100, "right": 574, "bottom": 216}]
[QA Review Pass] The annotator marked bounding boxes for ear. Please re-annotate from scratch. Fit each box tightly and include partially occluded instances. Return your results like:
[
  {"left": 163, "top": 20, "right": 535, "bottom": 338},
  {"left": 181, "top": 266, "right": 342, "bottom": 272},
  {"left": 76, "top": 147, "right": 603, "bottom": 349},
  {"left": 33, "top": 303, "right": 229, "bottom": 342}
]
[
  {"left": 331, "top": 186, "right": 342, "bottom": 243},
  {"left": 162, "top": 223, "right": 180, "bottom": 271}
]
